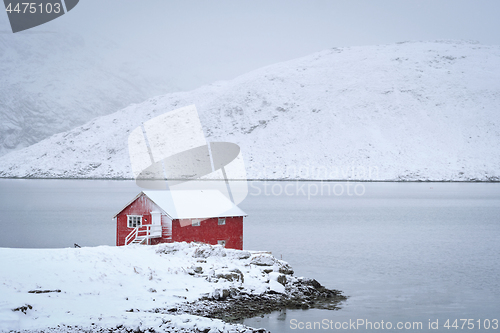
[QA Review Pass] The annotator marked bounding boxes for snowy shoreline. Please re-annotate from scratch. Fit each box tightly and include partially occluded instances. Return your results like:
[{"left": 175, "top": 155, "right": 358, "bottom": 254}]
[{"left": 0, "top": 243, "right": 346, "bottom": 333}]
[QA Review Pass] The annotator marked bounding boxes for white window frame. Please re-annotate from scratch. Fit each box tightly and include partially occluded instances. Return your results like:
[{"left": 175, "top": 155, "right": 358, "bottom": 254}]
[
  {"left": 127, "top": 215, "right": 142, "bottom": 228},
  {"left": 218, "top": 240, "right": 226, "bottom": 247},
  {"left": 192, "top": 219, "right": 201, "bottom": 227},
  {"left": 218, "top": 218, "right": 226, "bottom": 225}
]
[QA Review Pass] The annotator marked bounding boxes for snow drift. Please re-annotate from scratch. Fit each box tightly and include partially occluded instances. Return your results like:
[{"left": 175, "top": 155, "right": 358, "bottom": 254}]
[{"left": 0, "top": 40, "right": 499, "bottom": 181}]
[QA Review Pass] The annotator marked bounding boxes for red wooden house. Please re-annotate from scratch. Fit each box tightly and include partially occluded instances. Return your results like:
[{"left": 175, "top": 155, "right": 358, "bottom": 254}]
[{"left": 114, "top": 190, "right": 247, "bottom": 250}]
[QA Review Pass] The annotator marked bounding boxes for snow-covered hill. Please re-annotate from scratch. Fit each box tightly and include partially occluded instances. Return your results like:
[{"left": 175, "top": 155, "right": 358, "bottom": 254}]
[
  {"left": 0, "top": 32, "right": 176, "bottom": 156},
  {"left": 0, "top": 40, "right": 499, "bottom": 181}
]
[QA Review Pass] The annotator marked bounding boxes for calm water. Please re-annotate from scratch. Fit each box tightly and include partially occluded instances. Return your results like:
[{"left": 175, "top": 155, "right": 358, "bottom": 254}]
[{"left": 0, "top": 179, "right": 499, "bottom": 332}]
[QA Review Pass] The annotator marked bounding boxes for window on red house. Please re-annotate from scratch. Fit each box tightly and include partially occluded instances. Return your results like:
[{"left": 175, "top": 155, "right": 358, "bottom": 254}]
[{"left": 127, "top": 215, "right": 142, "bottom": 228}]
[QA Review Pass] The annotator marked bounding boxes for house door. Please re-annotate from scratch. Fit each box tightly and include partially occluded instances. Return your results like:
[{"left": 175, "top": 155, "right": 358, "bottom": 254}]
[{"left": 151, "top": 211, "right": 162, "bottom": 237}]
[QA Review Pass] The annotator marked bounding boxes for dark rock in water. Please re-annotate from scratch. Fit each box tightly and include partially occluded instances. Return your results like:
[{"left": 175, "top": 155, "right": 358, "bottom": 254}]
[
  {"left": 302, "top": 278, "right": 322, "bottom": 289},
  {"left": 167, "top": 277, "right": 347, "bottom": 323}
]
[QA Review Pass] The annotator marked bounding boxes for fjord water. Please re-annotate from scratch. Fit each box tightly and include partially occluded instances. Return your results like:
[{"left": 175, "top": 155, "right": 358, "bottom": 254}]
[
  {"left": 241, "top": 182, "right": 500, "bottom": 332},
  {"left": 0, "top": 180, "right": 499, "bottom": 332}
]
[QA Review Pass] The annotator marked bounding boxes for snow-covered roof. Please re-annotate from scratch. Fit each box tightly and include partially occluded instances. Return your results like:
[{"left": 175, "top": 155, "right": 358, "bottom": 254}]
[{"left": 135, "top": 190, "right": 247, "bottom": 219}]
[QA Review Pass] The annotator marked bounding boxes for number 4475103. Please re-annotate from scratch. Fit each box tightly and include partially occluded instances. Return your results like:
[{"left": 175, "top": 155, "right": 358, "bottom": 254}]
[
  {"left": 444, "top": 319, "right": 498, "bottom": 330},
  {"left": 5, "top": 2, "right": 61, "bottom": 14}
]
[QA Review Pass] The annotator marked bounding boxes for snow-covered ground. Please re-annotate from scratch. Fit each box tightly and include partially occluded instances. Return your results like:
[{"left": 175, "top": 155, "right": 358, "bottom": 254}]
[
  {"left": 0, "top": 40, "right": 499, "bottom": 181},
  {"left": 0, "top": 243, "right": 301, "bottom": 332},
  {"left": 0, "top": 32, "right": 176, "bottom": 157}
]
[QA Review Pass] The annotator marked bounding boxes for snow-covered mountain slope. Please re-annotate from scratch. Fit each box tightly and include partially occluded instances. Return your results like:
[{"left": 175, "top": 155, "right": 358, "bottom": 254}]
[
  {"left": 0, "top": 40, "right": 499, "bottom": 181},
  {"left": 0, "top": 32, "right": 176, "bottom": 156}
]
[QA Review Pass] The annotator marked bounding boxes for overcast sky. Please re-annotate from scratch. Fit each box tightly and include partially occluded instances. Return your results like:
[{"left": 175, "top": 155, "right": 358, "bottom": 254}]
[{"left": 2, "top": 0, "right": 500, "bottom": 90}]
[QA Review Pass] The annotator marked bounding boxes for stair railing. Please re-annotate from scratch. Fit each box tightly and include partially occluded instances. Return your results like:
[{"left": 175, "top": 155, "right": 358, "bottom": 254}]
[
  {"left": 125, "top": 225, "right": 162, "bottom": 245},
  {"left": 125, "top": 227, "right": 139, "bottom": 245}
]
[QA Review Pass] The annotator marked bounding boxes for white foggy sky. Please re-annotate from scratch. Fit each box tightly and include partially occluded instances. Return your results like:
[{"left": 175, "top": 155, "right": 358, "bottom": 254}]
[{"left": 2, "top": 0, "right": 499, "bottom": 90}]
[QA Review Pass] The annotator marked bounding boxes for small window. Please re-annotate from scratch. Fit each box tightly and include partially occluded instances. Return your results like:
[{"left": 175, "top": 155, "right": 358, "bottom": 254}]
[
  {"left": 218, "top": 218, "right": 226, "bottom": 225},
  {"left": 192, "top": 219, "right": 200, "bottom": 227},
  {"left": 218, "top": 240, "right": 226, "bottom": 247},
  {"left": 127, "top": 215, "right": 142, "bottom": 228}
]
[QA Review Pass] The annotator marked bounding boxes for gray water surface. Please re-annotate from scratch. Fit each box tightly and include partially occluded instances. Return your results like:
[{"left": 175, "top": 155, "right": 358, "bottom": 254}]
[{"left": 0, "top": 180, "right": 499, "bottom": 332}]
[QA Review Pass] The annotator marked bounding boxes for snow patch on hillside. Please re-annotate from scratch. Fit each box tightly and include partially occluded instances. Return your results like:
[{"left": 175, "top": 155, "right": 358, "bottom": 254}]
[{"left": 0, "top": 40, "right": 499, "bottom": 181}]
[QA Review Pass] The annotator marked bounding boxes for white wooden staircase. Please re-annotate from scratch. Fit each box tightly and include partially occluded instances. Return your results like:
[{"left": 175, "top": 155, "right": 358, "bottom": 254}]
[{"left": 125, "top": 225, "right": 162, "bottom": 245}]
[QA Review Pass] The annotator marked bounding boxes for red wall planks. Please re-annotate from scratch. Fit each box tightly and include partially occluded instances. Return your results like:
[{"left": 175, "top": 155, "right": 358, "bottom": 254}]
[{"left": 172, "top": 216, "right": 243, "bottom": 250}]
